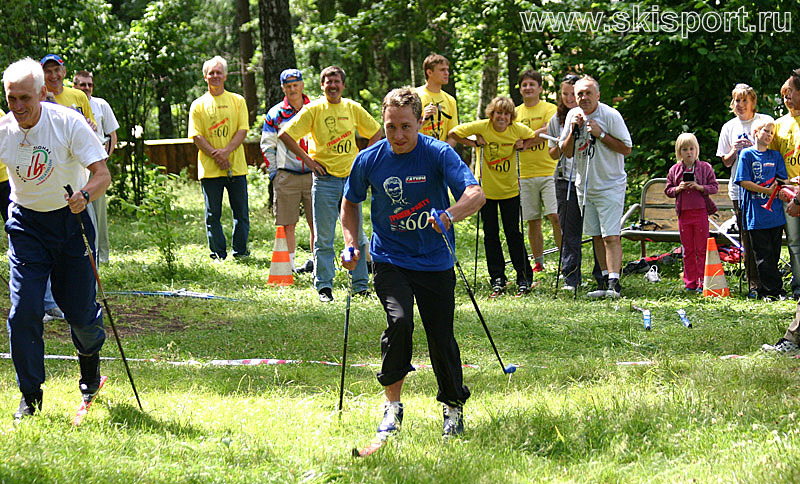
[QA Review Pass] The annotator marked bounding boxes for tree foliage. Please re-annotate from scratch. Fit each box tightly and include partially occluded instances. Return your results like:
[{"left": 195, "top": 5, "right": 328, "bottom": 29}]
[{"left": 1, "top": 0, "right": 799, "bottom": 199}]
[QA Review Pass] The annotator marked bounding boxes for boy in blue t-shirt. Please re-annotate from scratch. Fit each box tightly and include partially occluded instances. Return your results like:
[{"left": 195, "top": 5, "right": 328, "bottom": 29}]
[
  {"left": 341, "top": 87, "right": 485, "bottom": 441},
  {"left": 734, "top": 118, "right": 787, "bottom": 299}
]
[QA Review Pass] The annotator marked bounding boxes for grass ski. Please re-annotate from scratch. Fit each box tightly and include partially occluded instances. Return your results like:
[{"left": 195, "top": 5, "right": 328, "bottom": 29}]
[
  {"left": 72, "top": 375, "right": 108, "bottom": 426},
  {"left": 352, "top": 435, "right": 389, "bottom": 458}
]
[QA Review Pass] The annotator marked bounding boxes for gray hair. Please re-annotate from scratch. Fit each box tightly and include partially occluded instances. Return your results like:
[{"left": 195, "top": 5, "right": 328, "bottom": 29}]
[
  {"left": 3, "top": 58, "right": 45, "bottom": 92},
  {"left": 202, "top": 56, "right": 228, "bottom": 76}
]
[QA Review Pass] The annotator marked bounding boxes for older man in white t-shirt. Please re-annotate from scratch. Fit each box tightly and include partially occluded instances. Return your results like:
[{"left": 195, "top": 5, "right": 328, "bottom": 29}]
[
  {"left": 560, "top": 75, "right": 633, "bottom": 298},
  {"left": 0, "top": 58, "right": 110, "bottom": 420}
]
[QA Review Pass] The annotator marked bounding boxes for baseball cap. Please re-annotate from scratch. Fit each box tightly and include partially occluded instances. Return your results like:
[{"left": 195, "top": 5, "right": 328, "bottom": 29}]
[
  {"left": 280, "top": 69, "right": 303, "bottom": 84},
  {"left": 40, "top": 54, "right": 64, "bottom": 66}
]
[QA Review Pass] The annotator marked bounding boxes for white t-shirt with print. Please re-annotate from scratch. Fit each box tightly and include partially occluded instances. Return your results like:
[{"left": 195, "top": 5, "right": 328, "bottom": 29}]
[{"left": 0, "top": 103, "right": 107, "bottom": 212}]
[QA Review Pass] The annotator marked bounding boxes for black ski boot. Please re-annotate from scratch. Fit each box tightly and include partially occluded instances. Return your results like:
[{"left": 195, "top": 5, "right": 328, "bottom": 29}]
[{"left": 79, "top": 353, "right": 102, "bottom": 403}]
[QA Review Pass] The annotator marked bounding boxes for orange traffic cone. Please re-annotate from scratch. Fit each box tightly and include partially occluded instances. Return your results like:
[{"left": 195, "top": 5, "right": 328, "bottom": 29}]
[
  {"left": 267, "top": 226, "right": 293, "bottom": 286},
  {"left": 702, "top": 237, "right": 729, "bottom": 297}
]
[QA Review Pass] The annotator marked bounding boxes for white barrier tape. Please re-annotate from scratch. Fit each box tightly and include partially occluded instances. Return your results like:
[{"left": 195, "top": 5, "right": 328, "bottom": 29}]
[{"left": 0, "top": 353, "right": 487, "bottom": 369}]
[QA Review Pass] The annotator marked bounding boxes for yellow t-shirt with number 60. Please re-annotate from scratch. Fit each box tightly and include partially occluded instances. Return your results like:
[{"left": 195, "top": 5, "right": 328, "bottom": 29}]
[
  {"left": 516, "top": 101, "right": 557, "bottom": 178},
  {"left": 452, "top": 119, "right": 536, "bottom": 200},
  {"left": 188, "top": 90, "right": 250, "bottom": 180},
  {"left": 281, "top": 97, "right": 381, "bottom": 178}
]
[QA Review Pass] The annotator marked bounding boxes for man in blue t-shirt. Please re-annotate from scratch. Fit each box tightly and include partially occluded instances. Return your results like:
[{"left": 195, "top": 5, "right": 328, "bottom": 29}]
[{"left": 341, "top": 87, "right": 485, "bottom": 440}]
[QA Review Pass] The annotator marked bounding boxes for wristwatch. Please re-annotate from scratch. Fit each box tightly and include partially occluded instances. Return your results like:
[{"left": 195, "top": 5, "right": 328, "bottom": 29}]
[
  {"left": 598, "top": 131, "right": 606, "bottom": 139},
  {"left": 80, "top": 190, "right": 90, "bottom": 203},
  {"left": 444, "top": 210, "right": 455, "bottom": 223}
]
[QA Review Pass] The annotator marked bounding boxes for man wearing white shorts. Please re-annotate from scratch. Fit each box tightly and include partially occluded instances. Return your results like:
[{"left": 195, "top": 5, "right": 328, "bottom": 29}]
[
  {"left": 560, "top": 76, "right": 632, "bottom": 298},
  {"left": 515, "top": 69, "right": 559, "bottom": 272}
]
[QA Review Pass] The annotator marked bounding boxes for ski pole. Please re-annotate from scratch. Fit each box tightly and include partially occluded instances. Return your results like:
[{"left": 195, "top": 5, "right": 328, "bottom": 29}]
[
  {"left": 431, "top": 209, "right": 516, "bottom": 374},
  {"left": 553, "top": 144, "right": 577, "bottom": 295},
  {"left": 338, "top": 246, "right": 355, "bottom": 413},
  {"left": 473, "top": 145, "right": 483, "bottom": 289},
  {"left": 515, "top": 149, "right": 530, "bottom": 284},
  {"left": 64, "top": 185, "right": 143, "bottom": 412}
]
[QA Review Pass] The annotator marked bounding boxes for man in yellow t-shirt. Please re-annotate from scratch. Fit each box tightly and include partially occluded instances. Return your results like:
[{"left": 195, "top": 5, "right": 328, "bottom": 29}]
[
  {"left": 40, "top": 54, "right": 95, "bottom": 127},
  {"left": 515, "top": 69, "right": 559, "bottom": 272},
  {"left": 415, "top": 54, "right": 458, "bottom": 146},
  {"left": 188, "top": 56, "right": 250, "bottom": 260},
  {"left": 279, "top": 66, "right": 382, "bottom": 302}
]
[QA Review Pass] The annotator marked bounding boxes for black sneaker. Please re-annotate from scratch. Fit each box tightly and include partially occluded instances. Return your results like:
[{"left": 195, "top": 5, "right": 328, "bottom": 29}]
[
  {"left": 489, "top": 278, "right": 507, "bottom": 298},
  {"left": 318, "top": 287, "right": 334, "bottom": 302},
  {"left": 13, "top": 390, "right": 42, "bottom": 420},
  {"left": 354, "top": 290, "right": 371, "bottom": 298},
  {"left": 515, "top": 282, "right": 530, "bottom": 297},
  {"left": 442, "top": 403, "right": 464, "bottom": 438},
  {"left": 294, "top": 259, "right": 314, "bottom": 274}
]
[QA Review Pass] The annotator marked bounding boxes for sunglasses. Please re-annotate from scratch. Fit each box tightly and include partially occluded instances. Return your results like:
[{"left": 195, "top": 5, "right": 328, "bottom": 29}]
[{"left": 562, "top": 74, "right": 580, "bottom": 83}]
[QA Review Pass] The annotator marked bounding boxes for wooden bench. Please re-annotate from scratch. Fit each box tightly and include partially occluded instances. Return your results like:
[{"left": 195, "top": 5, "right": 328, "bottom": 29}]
[{"left": 620, "top": 178, "right": 739, "bottom": 258}]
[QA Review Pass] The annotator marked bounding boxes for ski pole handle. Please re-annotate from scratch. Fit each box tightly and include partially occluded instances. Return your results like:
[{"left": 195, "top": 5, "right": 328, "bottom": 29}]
[
  {"left": 64, "top": 184, "right": 74, "bottom": 197},
  {"left": 341, "top": 246, "right": 355, "bottom": 262},
  {"left": 430, "top": 208, "right": 448, "bottom": 234},
  {"left": 677, "top": 309, "right": 692, "bottom": 328}
]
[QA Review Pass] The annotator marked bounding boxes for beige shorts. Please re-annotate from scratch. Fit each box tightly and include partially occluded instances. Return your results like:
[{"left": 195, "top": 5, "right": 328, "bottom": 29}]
[
  {"left": 520, "top": 176, "right": 557, "bottom": 221},
  {"left": 273, "top": 170, "right": 313, "bottom": 225}
]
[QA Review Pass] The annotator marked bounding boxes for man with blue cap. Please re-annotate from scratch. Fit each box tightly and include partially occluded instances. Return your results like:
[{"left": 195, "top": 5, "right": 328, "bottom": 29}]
[{"left": 260, "top": 69, "right": 315, "bottom": 274}]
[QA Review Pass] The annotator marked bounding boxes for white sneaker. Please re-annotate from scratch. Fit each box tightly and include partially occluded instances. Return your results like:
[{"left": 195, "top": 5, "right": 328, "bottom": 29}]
[
  {"left": 761, "top": 338, "right": 800, "bottom": 356},
  {"left": 376, "top": 401, "right": 403, "bottom": 439},
  {"left": 442, "top": 403, "right": 464, "bottom": 438},
  {"left": 562, "top": 284, "right": 576, "bottom": 292}
]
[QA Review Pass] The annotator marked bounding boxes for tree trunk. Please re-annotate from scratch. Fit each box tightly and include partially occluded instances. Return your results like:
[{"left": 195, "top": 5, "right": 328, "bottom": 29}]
[
  {"left": 236, "top": 0, "right": 258, "bottom": 125},
  {"left": 156, "top": 78, "right": 174, "bottom": 138},
  {"left": 409, "top": 41, "right": 416, "bottom": 87},
  {"left": 258, "top": 0, "right": 297, "bottom": 111},
  {"left": 477, "top": 49, "right": 498, "bottom": 119},
  {"left": 508, "top": 49, "right": 522, "bottom": 106}
]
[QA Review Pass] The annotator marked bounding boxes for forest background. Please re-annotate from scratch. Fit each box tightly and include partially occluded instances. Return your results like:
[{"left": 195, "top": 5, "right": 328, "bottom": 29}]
[{"left": 0, "top": 0, "right": 798, "bottom": 204}]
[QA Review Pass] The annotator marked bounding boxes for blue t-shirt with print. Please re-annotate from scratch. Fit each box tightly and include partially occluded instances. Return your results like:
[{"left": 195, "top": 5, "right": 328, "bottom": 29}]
[
  {"left": 345, "top": 135, "right": 478, "bottom": 271},
  {"left": 734, "top": 147, "right": 787, "bottom": 230}
]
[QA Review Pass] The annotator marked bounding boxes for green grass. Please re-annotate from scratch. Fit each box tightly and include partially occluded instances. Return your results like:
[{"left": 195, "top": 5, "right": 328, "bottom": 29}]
[{"left": 1, "top": 171, "right": 799, "bottom": 483}]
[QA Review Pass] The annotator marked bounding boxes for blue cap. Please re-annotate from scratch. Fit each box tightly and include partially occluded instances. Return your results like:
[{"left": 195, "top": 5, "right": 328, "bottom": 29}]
[
  {"left": 280, "top": 69, "right": 303, "bottom": 84},
  {"left": 40, "top": 54, "right": 64, "bottom": 66}
]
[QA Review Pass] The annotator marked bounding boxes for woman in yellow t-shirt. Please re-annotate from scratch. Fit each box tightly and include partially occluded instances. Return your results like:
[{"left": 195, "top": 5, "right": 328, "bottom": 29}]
[{"left": 448, "top": 96, "right": 538, "bottom": 297}]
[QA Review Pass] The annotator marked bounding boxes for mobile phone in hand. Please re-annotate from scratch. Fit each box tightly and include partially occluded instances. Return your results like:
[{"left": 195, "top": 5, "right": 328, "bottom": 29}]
[{"left": 682, "top": 171, "right": 694, "bottom": 182}]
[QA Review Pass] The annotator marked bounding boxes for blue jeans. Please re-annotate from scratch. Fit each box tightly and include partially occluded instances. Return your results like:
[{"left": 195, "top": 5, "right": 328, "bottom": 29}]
[
  {"left": 312, "top": 174, "right": 369, "bottom": 292},
  {"left": 5, "top": 205, "right": 105, "bottom": 395},
  {"left": 201, "top": 175, "right": 250, "bottom": 258}
]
